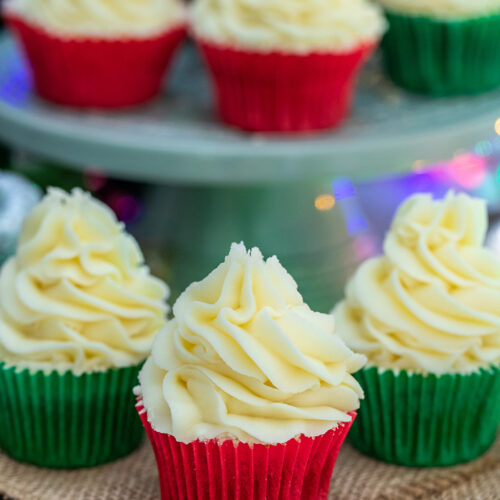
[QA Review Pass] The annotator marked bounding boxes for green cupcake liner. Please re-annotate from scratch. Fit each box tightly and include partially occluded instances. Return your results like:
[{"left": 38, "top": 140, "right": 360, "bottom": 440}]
[
  {"left": 382, "top": 11, "right": 500, "bottom": 95},
  {"left": 0, "top": 362, "right": 143, "bottom": 468},
  {"left": 350, "top": 365, "right": 500, "bottom": 467}
]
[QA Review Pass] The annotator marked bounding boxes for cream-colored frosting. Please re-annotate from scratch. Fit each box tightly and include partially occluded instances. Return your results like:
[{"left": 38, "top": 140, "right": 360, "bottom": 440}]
[
  {"left": 4, "top": 0, "right": 186, "bottom": 38},
  {"left": 335, "top": 192, "right": 500, "bottom": 375},
  {"left": 0, "top": 188, "right": 169, "bottom": 374},
  {"left": 140, "top": 243, "right": 365, "bottom": 444},
  {"left": 378, "top": 0, "right": 500, "bottom": 19},
  {"left": 191, "top": 0, "right": 386, "bottom": 53}
]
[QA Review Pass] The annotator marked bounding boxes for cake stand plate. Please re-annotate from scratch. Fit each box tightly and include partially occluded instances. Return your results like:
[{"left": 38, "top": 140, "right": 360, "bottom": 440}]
[{"left": 0, "top": 34, "right": 499, "bottom": 185}]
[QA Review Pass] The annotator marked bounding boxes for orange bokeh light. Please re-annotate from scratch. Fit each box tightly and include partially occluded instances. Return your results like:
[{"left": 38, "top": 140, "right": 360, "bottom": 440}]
[{"left": 315, "top": 194, "right": 336, "bottom": 211}]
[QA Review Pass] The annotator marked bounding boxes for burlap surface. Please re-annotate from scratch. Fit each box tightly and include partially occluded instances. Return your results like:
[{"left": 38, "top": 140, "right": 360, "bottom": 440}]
[{"left": 0, "top": 436, "right": 498, "bottom": 500}]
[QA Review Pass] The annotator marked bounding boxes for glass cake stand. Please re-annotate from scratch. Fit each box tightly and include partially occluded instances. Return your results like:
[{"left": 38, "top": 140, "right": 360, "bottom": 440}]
[{"left": 0, "top": 34, "right": 498, "bottom": 310}]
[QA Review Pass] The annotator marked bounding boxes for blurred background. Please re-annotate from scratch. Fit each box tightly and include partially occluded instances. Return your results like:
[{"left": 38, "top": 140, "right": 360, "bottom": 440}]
[{"left": 2, "top": 15, "right": 500, "bottom": 313}]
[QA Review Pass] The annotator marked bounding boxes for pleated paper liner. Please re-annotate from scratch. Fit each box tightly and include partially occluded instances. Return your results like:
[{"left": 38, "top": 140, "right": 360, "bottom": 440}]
[
  {"left": 137, "top": 401, "right": 355, "bottom": 500},
  {"left": 350, "top": 365, "right": 500, "bottom": 467},
  {"left": 381, "top": 11, "right": 500, "bottom": 95},
  {"left": 0, "top": 362, "right": 144, "bottom": 468},
  {"left": 198, "top": 40, "right": 377, "bottom": 133},
  {"left": 6, "top": 14, "right": 186, "bottom": 108}
]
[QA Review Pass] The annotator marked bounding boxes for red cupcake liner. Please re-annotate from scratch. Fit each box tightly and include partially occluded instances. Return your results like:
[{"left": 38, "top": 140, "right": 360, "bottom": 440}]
[
  {"left": 198, "top": 40, "right": 377, "bottom": 133},
  {"left": 6, "top": 14, "right": 186, "bottom": 108},
  {"left": 137, "top": 401, "right": 355, "bottom": 500}
]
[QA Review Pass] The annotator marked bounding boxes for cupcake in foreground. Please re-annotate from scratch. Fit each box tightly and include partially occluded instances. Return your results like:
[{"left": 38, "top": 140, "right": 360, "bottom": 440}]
[
  {"left": 0, "top": 188, "right": 169, "bottom": 468},
  {"left": 191, "top": 0, "right": 386, "bottom": 132},
  {"left": 137, "top": 242, "right": 365, "bottom": 499},
  {"left": 377, "top": 0, "right": 500, "bottom": 95},
  {"left": 334, "top": 191, "right": 500, "bottom": 467},
  {"left": 3, "top": 0, "right": 186, "bottom": 108}
]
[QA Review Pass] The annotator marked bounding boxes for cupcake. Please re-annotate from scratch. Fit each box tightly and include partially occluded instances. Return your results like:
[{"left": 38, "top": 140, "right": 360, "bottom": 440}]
[
  {"left": 334, "top": 191, "right": 500, "bottom": 467},
  {"left": 377, "top": 0, "right": 500, "bottom": 95},
  {"left": 0, "top": 188, "right": 169, "bottom": 468},
  {"left": 191, "top": 0, "right": 386, "bottom": 132},
  {"left": 3, "top": 0, "right": 186, "bottom": 108},
  {"left": 137, "top": 242, "right": 365, "bottom": 499}
]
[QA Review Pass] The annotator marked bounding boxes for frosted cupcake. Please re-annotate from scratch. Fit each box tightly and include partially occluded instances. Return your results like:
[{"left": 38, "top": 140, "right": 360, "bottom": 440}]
[
  {"left": 0, "top": 188, "right": 169, "bottom": 468},
  {"left": 191, "top": 0, "right": 386, "bottom": 132},
  {"left": 137, "top": 243, "right": 365, "bottom": 499},
  {"left": 334, "top": 191, "right": 500, "bottom": 466},
  {"left": 3, "top": 0, "right": 186, "bottom": 108},
  {"left": 377, "top": 0, "right": 500, "bottom": 94}
]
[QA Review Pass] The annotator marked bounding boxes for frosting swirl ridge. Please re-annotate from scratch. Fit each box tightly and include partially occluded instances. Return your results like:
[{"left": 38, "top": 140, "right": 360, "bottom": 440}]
[
  {"left": 140, "top": 242, "right": 365, "bottom": 444},
  {"left": 5, "top": 0, "right": 186, "bottom": 37},
  {"left": 0, "top": 188, "right": 169, "bottom": 373},
  {"left": 191, "top": 0, "right": 386, "bottom": 53},
  {"left": 377, "top": 0, "right": 500, "bottom": 19},
  {"left": 335, "top": 191, "right": 500, "bottom": 375}
]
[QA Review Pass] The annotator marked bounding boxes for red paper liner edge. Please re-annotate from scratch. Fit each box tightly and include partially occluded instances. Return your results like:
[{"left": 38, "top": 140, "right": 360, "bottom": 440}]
[
  {"left": 198, "top": 40, "right": 377, "bottom": 133},
  {"left": 137, "top": 401, "right": 355, "bottom": 500},
  {"left": 6, "top": 14, "right": 186, "bottom": 108}
]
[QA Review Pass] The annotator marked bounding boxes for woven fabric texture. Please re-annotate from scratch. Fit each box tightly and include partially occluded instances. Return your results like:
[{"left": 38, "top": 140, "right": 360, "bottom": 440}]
[{"left": 0, "top": 437, "right": 498, "bottom": 499}]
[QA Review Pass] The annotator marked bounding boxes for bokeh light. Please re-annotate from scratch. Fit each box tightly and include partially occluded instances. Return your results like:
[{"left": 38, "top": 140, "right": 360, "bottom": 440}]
[
  {"left": 443, "top": 153, "right": 487, "bottom": 189},
  {"left": 107, "top": 193, "right": 142, "bottom": 224},
  {"left": 474, "top": 140, "right": 493, "bottom": 157},
  {"left": 314, "top": 194, "right": 336, "bottom": 211},
  {"left": 332, "top": 177, "right": 355, "bottom": 200},
  {"left": 495, "top": 118, "right": 500, "bottom": 136},
  {"left": 353, "top": 235, "right": 378, "bottom": 261},
  {"left": 412, "top": 160, "right": 425, "bottom": 172},
  {"left": 84, "top": 168, "right": 108, "bottom": 192}
]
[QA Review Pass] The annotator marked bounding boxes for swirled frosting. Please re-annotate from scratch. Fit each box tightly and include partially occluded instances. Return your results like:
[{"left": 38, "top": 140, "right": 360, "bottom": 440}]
[
  {"left": 0, "top": 188, "right": 169, "bottom": 374},
  {"left": 335, "top": 192, "right": 500, "bottom": 375},
  {"left": 378, "top": 0, "right": 500, "bottom": 19},
  {"left": 4, "top": 0, "right": 186, "bottom": 38},
  {"left": 139, "top": 243, "right": 365, "bottom": 444},
  {"left": 191, "top": 0, "right": 386, "bottom": 53}
]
